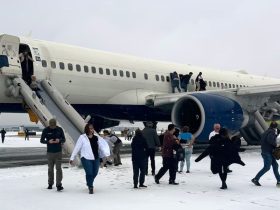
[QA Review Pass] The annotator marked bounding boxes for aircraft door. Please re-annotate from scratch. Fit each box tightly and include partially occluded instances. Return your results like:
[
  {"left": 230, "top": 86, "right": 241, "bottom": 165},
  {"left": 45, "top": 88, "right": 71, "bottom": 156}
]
[{"left": 0, "top": 34, "right": 21, "bottom": 75}]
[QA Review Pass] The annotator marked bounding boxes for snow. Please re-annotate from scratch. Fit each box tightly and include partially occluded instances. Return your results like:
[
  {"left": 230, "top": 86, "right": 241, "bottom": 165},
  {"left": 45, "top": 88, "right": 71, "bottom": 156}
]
[
  {"left": 1, "top": 136, "right": 280, "bottom": 210},
  {"left": 0, "top": 132, "right": 45, "bottom": 148}
]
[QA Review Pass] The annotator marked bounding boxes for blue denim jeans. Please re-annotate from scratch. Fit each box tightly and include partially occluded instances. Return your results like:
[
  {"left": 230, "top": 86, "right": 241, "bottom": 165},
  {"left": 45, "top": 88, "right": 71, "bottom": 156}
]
[
  {"left": 255, "top": 153, "right": 280, "bottom": 182},
  {"left": 81, "top": 157, "right": 100, "bottom": 188},
  {"left": 179, "top": 148, "right": 192, "bottom": 171}
]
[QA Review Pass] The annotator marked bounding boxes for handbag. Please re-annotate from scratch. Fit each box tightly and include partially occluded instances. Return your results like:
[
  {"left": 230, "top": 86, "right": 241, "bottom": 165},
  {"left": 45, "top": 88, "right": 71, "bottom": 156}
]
[{"left": 272, "top": 147, "right": 280, "bottom": 160}]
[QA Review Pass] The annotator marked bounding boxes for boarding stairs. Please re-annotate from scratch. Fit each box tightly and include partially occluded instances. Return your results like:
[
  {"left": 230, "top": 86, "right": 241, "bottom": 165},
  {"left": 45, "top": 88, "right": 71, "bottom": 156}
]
[{"left": 7, "top": 77, "right": 87, "bottom": 163}]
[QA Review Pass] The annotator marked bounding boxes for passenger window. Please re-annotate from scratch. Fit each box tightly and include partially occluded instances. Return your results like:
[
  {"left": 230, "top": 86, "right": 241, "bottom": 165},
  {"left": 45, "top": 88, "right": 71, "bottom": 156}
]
[
  {"left": 144, "top": 73, "right": 148, "bottom": 80},
  {"left": 99, "top": 67, "right": 103, "bottom": 74},
  {"left": 224, "top": 83, "right": 228, "bottom": 88},
  {"left": 166, "top": 76, "right": 170, "bottom": 82},
  {"left": 84, "top": 65, "right": 89, "bottom": 73},
  {"left": 106, "top": 68, "right": 110, "bottom": 75},
  {"left": 161, "top": 75, "right": 165, "bottom": 81},
  {"left": 132, "top": 72, "right": 136, "bottom": 78},
  {"left": 42, "top": 60, "right": 47, "bottom": 67},
  {"left": 213, "top": 82, "right": 216, "bottom": 87},
  {"left": 229, "top": 84, "right": 232, "bottom": 88},
  {"left": 113, "top": 69, "right": 117, "bottom": 76},
  {"left": 236, "top": 85, "right": 239, "bottom": 88},
  {"left": 217, "top": 82, "right": 220, "bottom": 88},
  {"left": 91, "top": 66, "right": 96, "bottom": 73},
  {"left": 76, "top": 64, "right": 81, "bottom": 72},
  {"left": 68, "top": 63, "right": 73, "bottom": 71},
  {"left": 221, "top": 83, "right": 224, "bottom": 89},
  {"left": 232, "top": 84, "right": 235, "bottom": 88},
  {"left": 126, "top": 71, "right": 130, "bottom": 77},
  {"left": 59, "top": 62, "right": 65, "bottom": 70},
  {"left": 119, "top": 70, "right": 124, "bottom": 77},
  {"left": 51, "top": 61, "right": 56, "bottom": 69},
  {"left": 208, "top": 81, "right": 212, "bottom": 87},
  {"left": 155, "top": 75, "right": 159, "bottom": 81}
]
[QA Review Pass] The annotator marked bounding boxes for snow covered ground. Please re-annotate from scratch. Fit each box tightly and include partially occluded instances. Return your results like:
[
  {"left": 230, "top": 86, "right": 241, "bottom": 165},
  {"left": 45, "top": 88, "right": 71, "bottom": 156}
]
[
  {"left": 1, "top": 135, "right": 280, "bottom": 210},
  {"left": 0, "top": 132, "right": 45, "bottom": 148}
]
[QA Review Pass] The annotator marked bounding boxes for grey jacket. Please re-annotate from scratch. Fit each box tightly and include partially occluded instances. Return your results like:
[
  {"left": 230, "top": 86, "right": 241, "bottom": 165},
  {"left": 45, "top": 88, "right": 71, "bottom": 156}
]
[
  {"left": 142, "top": 127, "right": 160, "bottom": 149},
  {"left": 260, "top": 128, "right": 277, "bottom": 154}
]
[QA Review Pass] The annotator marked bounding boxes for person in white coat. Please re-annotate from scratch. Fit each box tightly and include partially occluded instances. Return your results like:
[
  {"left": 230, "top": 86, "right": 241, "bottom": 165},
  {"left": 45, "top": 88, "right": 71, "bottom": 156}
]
[{"left": 70, "top": 123, "right": 110, "bottom": 194}]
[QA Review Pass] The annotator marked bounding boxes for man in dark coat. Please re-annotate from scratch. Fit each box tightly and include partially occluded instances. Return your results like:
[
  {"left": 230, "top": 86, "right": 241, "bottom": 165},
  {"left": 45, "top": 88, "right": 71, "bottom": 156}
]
[
  {"left": 181, "top": 72, "right": 193, "bottom": 92},
  {"left": 252, "top": 121, "right": 280, "bottom": 187},
  {"left": 209, "top": 128, "right": 245, "bottom": 189},
  {"left": 131, "top": 129, "right": 148, "bottom": 188},
  {"left": 40, "top": 118, "right": 66, "bottom": 191},
  {"left": 154, "top": 124, "right": 180, "bottom": 185},
  {"left": 142, "top": 121, "right": 160, "bottom": 176},
  {"left": 1, "top": 128, "right": 6, "bottom": 144}
]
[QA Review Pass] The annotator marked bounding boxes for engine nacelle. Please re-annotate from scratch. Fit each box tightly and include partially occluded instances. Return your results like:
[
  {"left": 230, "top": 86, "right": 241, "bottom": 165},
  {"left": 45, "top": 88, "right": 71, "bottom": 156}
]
[{"left": 171, "top": 93, "right": 245, "bottom": 143}]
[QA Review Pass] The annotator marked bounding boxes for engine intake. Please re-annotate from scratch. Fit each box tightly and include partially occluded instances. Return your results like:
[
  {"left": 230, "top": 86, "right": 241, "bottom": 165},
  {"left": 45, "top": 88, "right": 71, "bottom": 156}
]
[{"left": 171, "top": 93, "right": 245, "bottom": 143}]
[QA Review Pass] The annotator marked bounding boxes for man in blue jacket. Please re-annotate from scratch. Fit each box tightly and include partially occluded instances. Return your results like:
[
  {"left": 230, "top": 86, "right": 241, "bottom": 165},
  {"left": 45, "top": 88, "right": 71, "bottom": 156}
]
[{"left": 252, "top": 121, "right": 280, "bottom": 187}]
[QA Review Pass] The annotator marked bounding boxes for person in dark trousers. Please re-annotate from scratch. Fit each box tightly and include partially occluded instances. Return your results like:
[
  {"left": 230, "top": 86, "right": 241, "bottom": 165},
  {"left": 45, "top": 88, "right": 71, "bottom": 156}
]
[
  {"left": 40, "top": 118, "right": 66, "bottom": 191},
  {"left": 199, "top": 79, "right": 207, "bottom": 91},
  {"left": 195, "top": 72, "right": 202, "bottom": 91},
  {"left": 131, "top": 129, "right": 149, "bottom": 188},
  {"left": 181, "top": 72, "right": 193, "bottom": 92},
  {"left": 70, "top": 124, "right": 110, "bottom": 194},
  {"left": 19, "top": 50, "right": 34, "bottom": 85},
  {"left": 155, "top": 124, "right": 180, "bottom": 185},
  {"left": 209, "top": 128, "right": 245, "bottom": 189},
  {"left": 1, "top": 128, "right": 6, "bottom": 144},
  {"left": 252, "top": 121, "right": 280, "bottom": 187},
  {"left": 142, "top": 121, "right": 161, "bottom": 176},
  {"left": 171, "top": 71, "right": 181, "bottom": 93},
  {"left": 25, "top": 128, "right": 29, "bottom": 141}
]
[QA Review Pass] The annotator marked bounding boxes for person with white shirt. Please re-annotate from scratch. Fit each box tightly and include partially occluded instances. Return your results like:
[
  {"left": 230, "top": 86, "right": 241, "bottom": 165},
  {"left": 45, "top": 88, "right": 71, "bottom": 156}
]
[
  {"left": 209, "top": 123, "right": 221, "bottom": 140},
  {"left": 70, "top": 124, "right": 110, "bottom": 194},
  {"left": 195, "top": 123, "right": 221, "bottom": 163}
]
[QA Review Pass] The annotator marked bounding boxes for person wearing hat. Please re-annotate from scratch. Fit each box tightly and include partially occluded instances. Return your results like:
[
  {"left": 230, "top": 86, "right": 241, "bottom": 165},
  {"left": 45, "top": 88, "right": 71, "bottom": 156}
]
[
  {"left": 40, "top": 118, "right": 65, "bottom": 191},
  {"left": 142, "top": 121, "right": 160, "bottom": 176}
]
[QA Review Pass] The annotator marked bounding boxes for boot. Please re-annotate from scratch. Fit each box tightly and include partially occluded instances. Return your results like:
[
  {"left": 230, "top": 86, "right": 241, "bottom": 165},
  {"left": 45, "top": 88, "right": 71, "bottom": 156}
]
[
  {"left": 57, "top": 185, "right": 64, "bottom": 191},
  {"left": 47, "top": 184, "right": 52, "bottom": 189},
  {"left": 89, "top": 187, "right": 94, "bottom": 194},
  {"left": 220, "top": 182, "right": 227, "bottom": 189}
]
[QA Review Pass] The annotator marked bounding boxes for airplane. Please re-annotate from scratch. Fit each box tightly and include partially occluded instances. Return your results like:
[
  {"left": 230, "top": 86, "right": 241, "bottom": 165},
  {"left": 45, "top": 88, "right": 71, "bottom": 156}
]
[{"left": 1, "top": 34, "right": 280, "bottom": 148}]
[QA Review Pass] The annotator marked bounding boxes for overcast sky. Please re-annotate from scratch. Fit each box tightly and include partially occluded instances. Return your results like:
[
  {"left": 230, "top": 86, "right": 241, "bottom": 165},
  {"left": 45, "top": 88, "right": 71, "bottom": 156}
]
[{"left": 1, "top": 0, "right": 280, "bottom": 125}]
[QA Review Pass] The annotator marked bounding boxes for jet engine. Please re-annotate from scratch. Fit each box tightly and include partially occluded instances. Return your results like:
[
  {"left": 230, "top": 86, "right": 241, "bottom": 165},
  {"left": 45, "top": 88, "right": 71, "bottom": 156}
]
[{"left": 171, "top": 93, "right": 246, "bottom": 143}]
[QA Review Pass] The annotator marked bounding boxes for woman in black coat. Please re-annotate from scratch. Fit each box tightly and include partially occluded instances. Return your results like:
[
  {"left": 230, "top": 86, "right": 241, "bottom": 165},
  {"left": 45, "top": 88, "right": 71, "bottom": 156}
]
[
  {"left": 131, "top": 129, "right": 148, "bottom": 188},
  {"left": 209, "top": 128, "right": 245, "bottom": 189}
]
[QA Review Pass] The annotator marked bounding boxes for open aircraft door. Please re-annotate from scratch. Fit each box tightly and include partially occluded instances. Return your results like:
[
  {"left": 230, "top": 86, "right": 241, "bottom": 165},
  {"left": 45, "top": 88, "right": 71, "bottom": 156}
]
[{"left": 0, "top": 34, "right": 21, "bottom": 76}]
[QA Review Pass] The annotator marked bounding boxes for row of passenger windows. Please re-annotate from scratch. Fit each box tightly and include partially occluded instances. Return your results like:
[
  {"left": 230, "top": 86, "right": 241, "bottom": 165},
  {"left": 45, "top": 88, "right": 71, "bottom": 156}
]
[
  {"left": 42, "top": 59, "right": 172, "bottom": 81},
  {"left": 41, "top": 60, "right": 247, "bottom": 88}
]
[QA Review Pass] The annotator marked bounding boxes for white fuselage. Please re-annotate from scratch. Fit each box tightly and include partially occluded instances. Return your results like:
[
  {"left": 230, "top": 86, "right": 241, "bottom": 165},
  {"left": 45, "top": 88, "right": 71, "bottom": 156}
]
[{"left": 1, "top": 36, "right": 280, "bottom": 109}]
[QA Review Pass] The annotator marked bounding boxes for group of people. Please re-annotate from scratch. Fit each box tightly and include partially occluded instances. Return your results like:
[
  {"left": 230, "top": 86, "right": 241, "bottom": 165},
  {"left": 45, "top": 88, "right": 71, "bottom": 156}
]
[
  {"left": 39, "top": 118, "right": 280, "bottom": 195},
  {"left": 1, "top": 128, "right": 30, "bottom": 144},
  {"left": 170, "top": 71, "right": 206, "bottom": 93}
]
